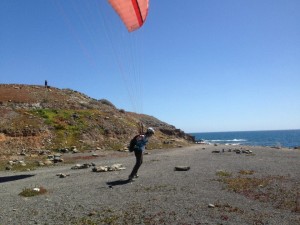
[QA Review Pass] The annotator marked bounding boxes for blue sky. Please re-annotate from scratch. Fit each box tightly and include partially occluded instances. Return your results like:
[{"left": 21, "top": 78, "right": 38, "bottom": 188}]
[{"left": 1, "top": 0, "right": 299, "bottom": 133}]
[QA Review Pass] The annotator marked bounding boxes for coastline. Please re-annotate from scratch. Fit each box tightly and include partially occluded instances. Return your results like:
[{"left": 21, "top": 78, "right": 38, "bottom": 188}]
[
  {"left": 191, "top": 129, "right": 300, "bottom": 149},
  {"left": 1, "top": 144, "right": 300, "bottom": 224}
]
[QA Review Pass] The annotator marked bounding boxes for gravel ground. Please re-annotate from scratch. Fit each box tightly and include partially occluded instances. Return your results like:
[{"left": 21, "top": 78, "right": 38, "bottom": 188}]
[{"left": 1, "top": 145, "right": 300, "bottom": 225}]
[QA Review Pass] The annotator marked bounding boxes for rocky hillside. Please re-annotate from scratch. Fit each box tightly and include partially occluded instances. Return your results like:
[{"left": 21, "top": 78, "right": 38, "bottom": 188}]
[{"left": 0, "top": 84, "right": 194, "bottom": 157}]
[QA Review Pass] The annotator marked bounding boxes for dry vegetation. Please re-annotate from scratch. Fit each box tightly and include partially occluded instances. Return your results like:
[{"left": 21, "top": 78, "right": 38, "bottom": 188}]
[
  {"left": 217, "top": 170, "right": 300, "bottom": 212},
  {"left": 0, "top": 84, "right": 194, "bottom": 158},
  {"left": 19, "top": 186, "right": 48, "bottom": 197}
]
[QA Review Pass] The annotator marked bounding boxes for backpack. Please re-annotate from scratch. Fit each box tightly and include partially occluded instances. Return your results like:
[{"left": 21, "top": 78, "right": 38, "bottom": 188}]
[{"left": 129, "top": 135, "right": 139, "bottom": 152}]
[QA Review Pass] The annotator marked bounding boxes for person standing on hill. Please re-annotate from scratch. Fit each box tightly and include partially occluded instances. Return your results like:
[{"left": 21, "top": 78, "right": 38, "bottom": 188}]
[{"left": 128, "top": 127, "right": 155, "bottom": 182}]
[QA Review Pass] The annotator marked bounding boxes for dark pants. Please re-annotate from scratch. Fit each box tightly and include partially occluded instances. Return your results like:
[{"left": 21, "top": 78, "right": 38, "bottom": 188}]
[{"left": 130, "top": 149, "right": 143, "bottom": 177}]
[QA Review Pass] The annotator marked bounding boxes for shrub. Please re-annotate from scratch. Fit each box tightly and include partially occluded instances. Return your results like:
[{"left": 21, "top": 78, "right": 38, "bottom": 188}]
[
  {"left": 239, "top": 170, "right": 255, "bottom": 175},
  {"left": 216, "top": 170, "right": 232, "bottom": 177},
  {"left": 98, "top": 99, "right": 116, "bottom": 108},
  {"left": 19, "top": 186, "right": 47, "bottom": 197}
]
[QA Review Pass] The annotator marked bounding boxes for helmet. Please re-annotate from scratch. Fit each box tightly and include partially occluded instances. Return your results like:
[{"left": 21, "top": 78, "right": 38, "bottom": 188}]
[{"left": 146, "top": 127, "right": 155, "bottom": 134}]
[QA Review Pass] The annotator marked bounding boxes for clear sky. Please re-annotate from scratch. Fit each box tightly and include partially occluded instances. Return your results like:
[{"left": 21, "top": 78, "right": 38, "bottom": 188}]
[{"left": 1, "top": 0, "right": 299, "bottom": 133}]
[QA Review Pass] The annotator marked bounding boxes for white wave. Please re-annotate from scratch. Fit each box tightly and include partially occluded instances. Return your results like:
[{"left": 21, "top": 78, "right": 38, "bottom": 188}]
[
  {"left": 225, "top": 143, "right": 240, "bottom": 146},
  {"left": 232, "top": 139, "right": 247, "bottom": 142},
  {"left": 209, "top": 139, "right": 246, "bottom": 142}
]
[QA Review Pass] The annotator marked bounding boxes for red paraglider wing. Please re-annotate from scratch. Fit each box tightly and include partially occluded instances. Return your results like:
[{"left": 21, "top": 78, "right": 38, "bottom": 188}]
[{"left": 108, "top": 0, "right": 149, "bottom": 32}]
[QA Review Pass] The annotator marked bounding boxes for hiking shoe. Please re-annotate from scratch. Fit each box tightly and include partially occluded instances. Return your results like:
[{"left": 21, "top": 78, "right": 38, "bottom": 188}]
[
  {"left": 128, "top": 176, "right": 135, "bottom": 182},
  {"left": 128, "top": 178, "right": 135, "bottom": 182}
]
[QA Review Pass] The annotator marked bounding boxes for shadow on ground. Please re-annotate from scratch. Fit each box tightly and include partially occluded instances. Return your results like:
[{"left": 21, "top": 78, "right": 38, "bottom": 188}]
[
  {"left": 106, "top": 179, "right": 132, "bottom": 187},
  {"left": 0, "top": 174, "right": 35, "bottom": 183}
]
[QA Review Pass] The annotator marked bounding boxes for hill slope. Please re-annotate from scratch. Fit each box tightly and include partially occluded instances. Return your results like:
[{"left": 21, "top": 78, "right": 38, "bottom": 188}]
[{"left": 0, "top": 84, "right": 194, "bottom": 157}]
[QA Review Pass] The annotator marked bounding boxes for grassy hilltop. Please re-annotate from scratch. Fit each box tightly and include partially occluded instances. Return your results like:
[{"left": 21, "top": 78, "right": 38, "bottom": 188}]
[{"left": 0, "top": 84, "right": 194, "bottom": 158}]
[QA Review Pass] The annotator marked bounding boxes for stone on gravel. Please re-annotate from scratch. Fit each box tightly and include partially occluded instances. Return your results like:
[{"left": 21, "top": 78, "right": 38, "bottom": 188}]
[
  {"left": 71, "top": 163, "right": 91, "bottom": 169},
  {"left": 208, "top": 204, "right": 215, "bottom": 208},
  {"left": 174, "top": 166, "right": 190, "bottom": 171},
  {"left": 212, "top": 150, "right": 220, "bottom": 153},
  {"left": 56, "top": 173, "right": 70, "bottom": 178},
  {"left": 92, "top": 163, "right": 125, "bottom": 172},
  {"left": 44, "top": 160, "right": 53, "bottom": 166}
]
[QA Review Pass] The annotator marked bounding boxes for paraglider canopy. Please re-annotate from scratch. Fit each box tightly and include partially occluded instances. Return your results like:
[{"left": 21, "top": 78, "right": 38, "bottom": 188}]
[{"left": 108, "top": 0, "right": 149, "bottom": 32}]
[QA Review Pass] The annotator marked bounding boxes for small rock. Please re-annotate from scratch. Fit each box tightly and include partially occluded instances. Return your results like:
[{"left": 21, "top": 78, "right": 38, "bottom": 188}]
[
  {"left": 54, "top": 157, "right": 64, "bottom": 163},
  {"left": 71, "top": 164, "right": 82, "bottom": 169},
  {"left": 88, "top": 211, "right": 97, "bottom": 216},
  {"left": 60, "top": 148, "right": 69, "bottom": 153},
  {"left": 20, "top": 162, "right": 27, "bottom": 167},
  {"left": 82, "top": 163, "right": 91, "bottom": 168},
  {"left": 5, "top": 165, "right": 12, "bottom": 170},
  {"left": 208, "top": 204, "right": 215, "bottom": 208},
  {"left": 92, "top": 163, "right": 125, "bottom": 172},
  {"left": 212, "top": 150, "right": 220, "bottom": 153},
  {"left": 93, "top": 166, "right": 108, "bottom": 172},
  {"left": 33, "top": 188, "right": 40, "bottom": 192},
  {"left": 174, "top": 166, "right": 190, "bottom": 171},
  {"left": 56, "top": 173, "right": 70, "bottom": 178},
  {"left": 44, "top": 160, "right": 53, "bottom": 166},
  {"left": 108, "top": 164, "right": 126, "bottom": 171}
]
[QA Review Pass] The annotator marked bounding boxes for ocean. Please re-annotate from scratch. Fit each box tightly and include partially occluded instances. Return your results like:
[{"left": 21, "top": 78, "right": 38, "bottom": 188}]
[{"left": 190, "top": 130, "right": 300, "bottom": 148}]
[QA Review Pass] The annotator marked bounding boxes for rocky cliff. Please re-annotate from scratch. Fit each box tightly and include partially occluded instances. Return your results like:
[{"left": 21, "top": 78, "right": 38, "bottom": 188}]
[{"left": 0, "top": 84, "right": 194, "bottom": 157}]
